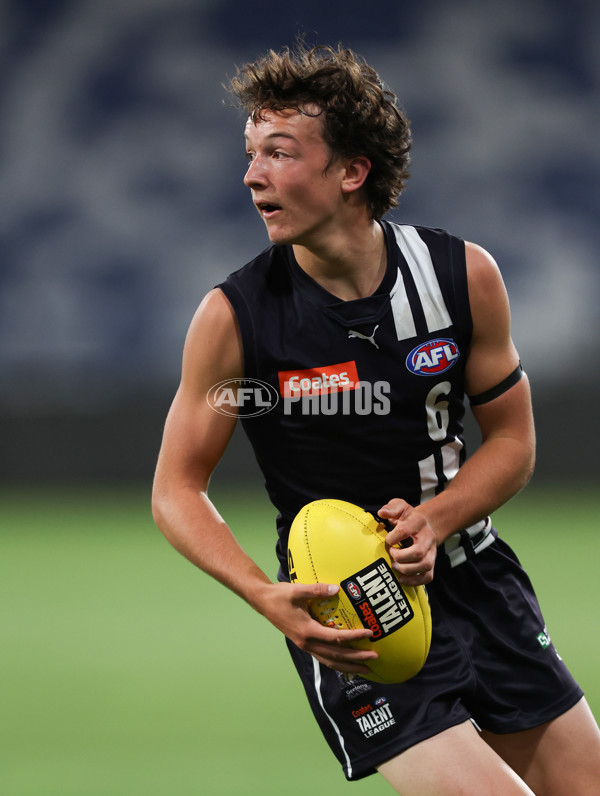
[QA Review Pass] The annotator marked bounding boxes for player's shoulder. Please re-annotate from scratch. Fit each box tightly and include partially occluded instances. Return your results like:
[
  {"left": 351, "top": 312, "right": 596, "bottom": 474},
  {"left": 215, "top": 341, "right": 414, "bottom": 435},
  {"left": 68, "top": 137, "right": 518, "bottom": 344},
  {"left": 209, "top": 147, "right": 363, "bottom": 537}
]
[
  {"left": 462, "top": 241, "right": 512, "bottom": 344},
  {"left": 196, "top": 286, "right": 237, "bottom": 323},
  {"left": 464, "top": 240, "right": 500, "bottom": 273},
  {"left": 184, "top": 288, "right": 239, "bottom": 352},
  {"left": 180, "top": 287, "right": 243, "bottom": 387},
  {"left": 463, "top": 241, "right": 507, "bottom": 299}
]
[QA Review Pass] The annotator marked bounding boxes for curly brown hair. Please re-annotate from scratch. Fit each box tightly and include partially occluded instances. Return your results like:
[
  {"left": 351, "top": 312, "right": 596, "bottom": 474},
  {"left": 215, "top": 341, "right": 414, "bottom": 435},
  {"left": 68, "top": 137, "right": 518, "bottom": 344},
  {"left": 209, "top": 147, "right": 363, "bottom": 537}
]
[{"left": 227, "top": 44, "right": 412, "bottom": 220}]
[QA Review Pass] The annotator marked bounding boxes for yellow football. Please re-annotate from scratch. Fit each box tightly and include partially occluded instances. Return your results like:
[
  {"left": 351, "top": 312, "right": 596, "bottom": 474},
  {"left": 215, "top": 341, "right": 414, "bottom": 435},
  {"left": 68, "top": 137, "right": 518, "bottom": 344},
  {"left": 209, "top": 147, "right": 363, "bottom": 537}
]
[{"left": 287, "top": 498, "right": 432, "bottom": 684}]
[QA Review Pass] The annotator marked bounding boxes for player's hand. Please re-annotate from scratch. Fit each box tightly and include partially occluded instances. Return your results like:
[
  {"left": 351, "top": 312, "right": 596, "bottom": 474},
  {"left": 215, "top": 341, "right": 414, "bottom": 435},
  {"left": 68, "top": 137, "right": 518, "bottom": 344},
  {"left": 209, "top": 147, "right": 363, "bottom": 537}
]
[
  {"left": 259, "top": 581, "right": 377, "bottom": 675},
  {"left": 378, "top": 498, "right": 437, "bottom": 586}
]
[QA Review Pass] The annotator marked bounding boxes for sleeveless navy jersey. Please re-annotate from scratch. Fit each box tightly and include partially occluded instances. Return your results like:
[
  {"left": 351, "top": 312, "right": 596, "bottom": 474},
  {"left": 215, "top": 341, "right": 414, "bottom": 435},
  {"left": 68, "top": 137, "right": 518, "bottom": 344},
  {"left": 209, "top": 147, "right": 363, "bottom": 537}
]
[{"left": 218, "top": 221, "right": 493, "bottom": 576}]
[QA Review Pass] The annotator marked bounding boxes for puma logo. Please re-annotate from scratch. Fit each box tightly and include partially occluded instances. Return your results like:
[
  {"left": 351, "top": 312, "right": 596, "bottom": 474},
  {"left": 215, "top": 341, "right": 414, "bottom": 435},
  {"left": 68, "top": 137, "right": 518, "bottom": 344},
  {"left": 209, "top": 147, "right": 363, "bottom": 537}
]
[{"left": 348, "top": 325, "right": 380, "bottom": 349}]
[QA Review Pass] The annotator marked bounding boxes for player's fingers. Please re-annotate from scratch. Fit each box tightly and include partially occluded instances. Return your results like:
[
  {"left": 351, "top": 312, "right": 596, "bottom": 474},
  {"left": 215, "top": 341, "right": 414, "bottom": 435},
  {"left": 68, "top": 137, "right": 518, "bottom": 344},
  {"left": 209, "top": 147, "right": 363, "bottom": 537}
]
[
  {"left": 318, "top": 658, "right": 374, "bottom": 675},
  {"left": 389, "top": 541, "right": 436, "bottom": 582},
  {"left": 392, "top": 557, "right": 435, "bottom": 585},
  {"left": 311, "top": 641, "right": 378, "bottom": 674},
  {"left": 395, "top": 570, "right": 434, "bottom": 586},
  {"left": 290, "top": 581, "right": 339, "bottom": 604},
  {"left": 295, "top": 625, "right": 377, "bottom": 668},
  {"left": 388, "top": 528, "right": 428, "bottom": 559},
  {"left": 389, "top": 547, "right": 434, "bottom": 572},
  {"left": 308, "top": 621, "right": 375, "bottom": 647},
  {"left": 377, "top": 498, "right": 412, "bottom": 521},
  {"left": 385, "top": 528, "right": 412, "bottom": 548},
  {"left": 320, "top": 639, "right": 377, "bottom": 659}
]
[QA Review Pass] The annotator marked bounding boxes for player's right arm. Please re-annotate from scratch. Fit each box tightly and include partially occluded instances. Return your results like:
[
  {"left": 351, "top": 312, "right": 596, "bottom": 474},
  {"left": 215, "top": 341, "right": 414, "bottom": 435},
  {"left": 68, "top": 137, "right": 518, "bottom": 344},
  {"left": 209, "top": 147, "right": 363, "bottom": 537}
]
[{"left": 151, "top": 288, "right": 375, "bottom": 673}]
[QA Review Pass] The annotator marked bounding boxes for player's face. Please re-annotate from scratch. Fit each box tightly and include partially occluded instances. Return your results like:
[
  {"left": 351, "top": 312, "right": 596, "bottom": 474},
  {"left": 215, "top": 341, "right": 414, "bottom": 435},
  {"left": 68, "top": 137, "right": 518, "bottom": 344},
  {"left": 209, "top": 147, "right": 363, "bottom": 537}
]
[{"left": 243, "top": 108, "right": 347, "bottom": 247}]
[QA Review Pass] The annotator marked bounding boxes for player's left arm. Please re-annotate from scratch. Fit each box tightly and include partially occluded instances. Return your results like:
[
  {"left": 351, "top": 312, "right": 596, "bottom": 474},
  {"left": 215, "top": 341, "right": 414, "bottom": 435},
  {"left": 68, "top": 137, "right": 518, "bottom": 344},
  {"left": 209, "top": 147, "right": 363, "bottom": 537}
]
[{"left": 383, "top": 241, "right": 535, "bottom": 584}]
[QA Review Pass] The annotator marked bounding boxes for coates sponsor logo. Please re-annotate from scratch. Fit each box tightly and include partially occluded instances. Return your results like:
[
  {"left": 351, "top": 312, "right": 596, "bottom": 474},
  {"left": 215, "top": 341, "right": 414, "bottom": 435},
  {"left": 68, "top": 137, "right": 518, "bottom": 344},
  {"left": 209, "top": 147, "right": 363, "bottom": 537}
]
[
  {"left": 278, "top": 361, "right": 359, "bottom": 398},
  {"left": 406, "top": 339, "right": 459, "bottom": 376},
  {"left": 341, "top": 559, "right": 414, "bottom": 640},
  {"left": 206, "top": 378, "right": 279, "bottom": 417},
  {"left": 352, "top": 703, "right": 373, "bottom": 718},
  {"left": 346, "top": 581, "right": 362, "bottom": 601}
]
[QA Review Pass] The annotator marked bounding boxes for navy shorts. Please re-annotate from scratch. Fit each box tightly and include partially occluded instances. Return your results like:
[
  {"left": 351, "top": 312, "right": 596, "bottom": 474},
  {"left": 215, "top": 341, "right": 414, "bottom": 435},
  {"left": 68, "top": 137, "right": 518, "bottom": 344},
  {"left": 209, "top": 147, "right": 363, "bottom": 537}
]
[{"left": 285, "top": 535, "right": 584, "bottom": 781}]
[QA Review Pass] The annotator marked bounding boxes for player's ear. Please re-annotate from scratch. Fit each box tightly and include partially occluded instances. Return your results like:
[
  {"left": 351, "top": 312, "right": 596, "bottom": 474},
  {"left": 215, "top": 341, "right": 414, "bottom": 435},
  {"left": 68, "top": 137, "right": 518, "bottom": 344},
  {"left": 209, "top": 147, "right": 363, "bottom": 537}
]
[{"left": 341, "top": 155, "right": 372, "bottom": 194}]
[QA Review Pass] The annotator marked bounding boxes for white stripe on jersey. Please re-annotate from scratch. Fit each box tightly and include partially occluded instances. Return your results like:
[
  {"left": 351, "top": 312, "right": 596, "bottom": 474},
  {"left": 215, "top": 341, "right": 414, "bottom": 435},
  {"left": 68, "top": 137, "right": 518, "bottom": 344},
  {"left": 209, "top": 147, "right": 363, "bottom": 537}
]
[
  {"left": 391, "top": 225, "right": 452, "bottom": 337},
  {"left": 312, "top": 657, "right": 353, "bottom": 778},
  {"left": 417, "top": 435, "right": 494, "bottom": 567},
  {"left": 418, "top": 437, "right": 463, "bottom": 503},
  {"left": 389, "top": 266, "right": 417, "bottom": 340}
]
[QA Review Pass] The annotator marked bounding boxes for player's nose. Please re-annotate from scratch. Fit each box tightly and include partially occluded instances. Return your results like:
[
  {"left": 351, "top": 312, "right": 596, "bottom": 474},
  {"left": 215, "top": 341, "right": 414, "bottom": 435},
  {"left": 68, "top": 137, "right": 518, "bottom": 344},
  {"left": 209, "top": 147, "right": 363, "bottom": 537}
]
[{"left": 244, "top": 156, "right": 269, "bottom": 188}]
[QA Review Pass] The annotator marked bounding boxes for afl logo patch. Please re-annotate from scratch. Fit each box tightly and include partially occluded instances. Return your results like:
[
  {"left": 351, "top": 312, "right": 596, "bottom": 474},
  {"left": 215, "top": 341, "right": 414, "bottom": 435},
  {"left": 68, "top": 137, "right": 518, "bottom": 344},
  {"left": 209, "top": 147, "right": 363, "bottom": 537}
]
[
  {"left": 345, "top": 581, "right": 362, "bottom": 601},
  {"left": 406, "top": 339, "right": 460, "bottom": 376}
]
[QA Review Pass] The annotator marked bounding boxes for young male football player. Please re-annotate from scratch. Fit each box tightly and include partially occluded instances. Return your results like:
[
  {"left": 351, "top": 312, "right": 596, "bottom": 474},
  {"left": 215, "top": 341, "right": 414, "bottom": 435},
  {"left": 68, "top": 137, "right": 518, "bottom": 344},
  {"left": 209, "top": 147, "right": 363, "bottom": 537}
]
[{"left": 152, "top": 45, "right": 600, "bottom": 795}]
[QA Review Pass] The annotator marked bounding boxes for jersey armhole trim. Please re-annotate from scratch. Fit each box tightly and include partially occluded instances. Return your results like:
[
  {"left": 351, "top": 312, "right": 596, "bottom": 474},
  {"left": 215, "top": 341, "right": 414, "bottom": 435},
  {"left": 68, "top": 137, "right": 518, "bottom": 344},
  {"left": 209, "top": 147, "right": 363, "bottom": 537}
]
[{"left": 216, "top": 281, "right": 258, "bottom": 378}]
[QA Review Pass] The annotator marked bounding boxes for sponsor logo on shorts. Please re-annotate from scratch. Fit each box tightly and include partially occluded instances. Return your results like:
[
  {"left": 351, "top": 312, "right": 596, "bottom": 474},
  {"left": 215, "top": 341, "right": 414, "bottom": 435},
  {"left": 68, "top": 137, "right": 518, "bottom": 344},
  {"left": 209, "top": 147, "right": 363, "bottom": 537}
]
[
  {"left": 352, "top": 701, "right": 397, "bottom": 738},
  {"left": 341, "top": 559, "right": 414, "bottom": 640},
  {"left": 536, "top": 626, "right": 563, "bottom": 660},
  {"left": 336, "top": 672, "right": 373, "bottom": 700},
  {"left": 406, "top": 338, "right": 459, "bottom": 376},
  {"left": 537, "top": 630, "right": 551, "bottom": 649},
  {"left": 206, "top": 378, "right": 279, "bottom": 417}
]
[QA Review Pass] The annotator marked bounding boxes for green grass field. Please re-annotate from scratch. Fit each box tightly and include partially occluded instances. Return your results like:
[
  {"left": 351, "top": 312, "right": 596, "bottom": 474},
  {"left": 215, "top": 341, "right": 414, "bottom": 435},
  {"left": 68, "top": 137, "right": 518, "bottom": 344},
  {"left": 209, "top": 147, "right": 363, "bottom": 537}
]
[{"left": 1, "top": 484, "right": 599, "bottom": 795}]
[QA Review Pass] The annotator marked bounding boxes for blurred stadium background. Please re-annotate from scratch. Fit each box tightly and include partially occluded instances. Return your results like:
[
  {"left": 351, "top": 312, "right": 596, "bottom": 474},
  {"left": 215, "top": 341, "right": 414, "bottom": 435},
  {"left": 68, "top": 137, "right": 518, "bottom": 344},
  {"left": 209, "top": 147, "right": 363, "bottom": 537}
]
[{"left": 1, "top": 1, "right": 598, "bottom": 794}]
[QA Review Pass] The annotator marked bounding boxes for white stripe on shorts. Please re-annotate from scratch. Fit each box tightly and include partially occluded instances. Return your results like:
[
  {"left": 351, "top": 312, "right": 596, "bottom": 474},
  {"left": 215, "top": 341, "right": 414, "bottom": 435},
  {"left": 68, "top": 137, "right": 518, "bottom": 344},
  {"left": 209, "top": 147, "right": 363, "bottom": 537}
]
[
  {"left": 312, "top": 656, "right": 353, "bottom": 779},
  {"left": 443, "top": 517, "right": 495, "bottom": 567}
]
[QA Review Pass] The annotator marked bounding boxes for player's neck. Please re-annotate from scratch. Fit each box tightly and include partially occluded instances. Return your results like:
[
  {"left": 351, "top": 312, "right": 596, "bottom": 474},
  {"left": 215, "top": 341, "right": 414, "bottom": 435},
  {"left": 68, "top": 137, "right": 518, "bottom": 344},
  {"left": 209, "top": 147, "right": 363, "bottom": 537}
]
[{"left": 292, "top": 219, "right": 387, "bottom": 301}]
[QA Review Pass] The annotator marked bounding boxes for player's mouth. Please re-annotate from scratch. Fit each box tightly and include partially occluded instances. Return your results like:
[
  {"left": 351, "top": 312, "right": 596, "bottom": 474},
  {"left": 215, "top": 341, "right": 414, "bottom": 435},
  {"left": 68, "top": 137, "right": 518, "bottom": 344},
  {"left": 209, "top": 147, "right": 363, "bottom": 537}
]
[{"left": 256, "top": 200, "right": 282, "bottom": 219}]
